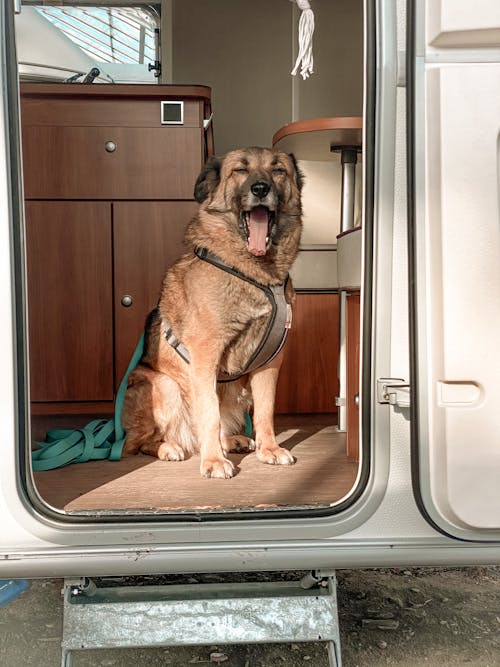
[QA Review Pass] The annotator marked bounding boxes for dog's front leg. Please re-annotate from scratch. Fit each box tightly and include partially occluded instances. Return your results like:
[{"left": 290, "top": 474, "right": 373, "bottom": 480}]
[
  {"left": 188, "top": 338, "right": 235, "bottom": 479},
  {"left": 249, "top": 350, "right": 294, "bottom": 466}
]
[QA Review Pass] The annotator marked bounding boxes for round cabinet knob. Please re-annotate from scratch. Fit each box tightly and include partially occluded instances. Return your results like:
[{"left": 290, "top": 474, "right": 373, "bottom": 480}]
[
  {"left": 104, "top": 140, "right": 117, "bottom": 153},
  {"left": 121, "top": 295, "right": 133, "bottom": 307}
]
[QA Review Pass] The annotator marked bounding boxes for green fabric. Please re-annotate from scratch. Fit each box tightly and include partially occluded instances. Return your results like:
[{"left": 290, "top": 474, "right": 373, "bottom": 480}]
[
  {"left": 244, "top": 411, "right": 253, "bottom": 438},
  {"left": 31, "top": 331, "right": 254, "bottom": 471},
  {"left": 31, "top": 333, "right": 144, "bottom": 471}
]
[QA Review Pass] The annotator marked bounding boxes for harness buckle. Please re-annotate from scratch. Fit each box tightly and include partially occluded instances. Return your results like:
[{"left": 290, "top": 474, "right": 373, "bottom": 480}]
[{"left": 165, "top": 328, "right": 179, "bottom": 349}]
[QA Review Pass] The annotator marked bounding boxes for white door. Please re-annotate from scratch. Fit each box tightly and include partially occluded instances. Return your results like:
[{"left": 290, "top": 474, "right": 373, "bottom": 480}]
[{"left": 410, "top": 0, "right": 500, "bottom": 540}]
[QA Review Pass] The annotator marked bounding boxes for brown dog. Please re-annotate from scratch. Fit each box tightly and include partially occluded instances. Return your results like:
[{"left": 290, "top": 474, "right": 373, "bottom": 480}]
[{"left": 121, "top": 147, "right": 303, "bottom": 478}]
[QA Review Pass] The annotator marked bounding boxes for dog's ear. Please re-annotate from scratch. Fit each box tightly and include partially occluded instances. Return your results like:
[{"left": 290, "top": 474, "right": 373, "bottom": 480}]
[
  {"left": 288, "top": 153, "right": 304, "bottom": 191},
  {"left": 194, "top": 156, "right": 222, "bottom": 203}
]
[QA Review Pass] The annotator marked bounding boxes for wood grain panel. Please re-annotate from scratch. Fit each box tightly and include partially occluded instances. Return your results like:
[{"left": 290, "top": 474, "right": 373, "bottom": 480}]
[
  {"left": 273, "top": 116, "right": 363, "bottom": 145},
  {"left": 22, "top": 126, "right": 203, "bottom": 200},
  {"left": 26, "top": 201, "right": 113, "bottom": 402},
  {"left": 275, "top": 293, "right": 340, "bottom": 414},
  {"left": 20, "top": 82, "right": 212, "bottom": 102},
  {"left": 272, "top": 116, "right": 362, "bottom": 161},
  {"left": 113, "top": 201, "right": 198, "bottom": 387},
  {"left": 346, "top": 292, "right": 361, "bottom": 461},
  {"left": 31, "top": 402, "right": 114, "bottom": 417},
  {"left": 21, "top": 98, "right": 202, "bottom": 128}
]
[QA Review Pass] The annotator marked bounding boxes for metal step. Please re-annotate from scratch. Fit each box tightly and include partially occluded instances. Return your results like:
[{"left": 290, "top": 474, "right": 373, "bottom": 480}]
[{"left": 61, "top": 571, "right": 342, "bottom": 666}]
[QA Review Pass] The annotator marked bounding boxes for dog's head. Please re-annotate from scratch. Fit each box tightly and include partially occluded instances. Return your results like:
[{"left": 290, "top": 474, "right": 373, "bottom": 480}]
[{"left": 194, "top": 147, "right": 303, "bottom": 257}]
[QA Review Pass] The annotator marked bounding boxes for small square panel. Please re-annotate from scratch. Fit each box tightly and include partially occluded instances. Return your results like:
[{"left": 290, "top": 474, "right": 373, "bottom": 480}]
[{"left": 161, "top": 101, "right": 184, "bottom": 125}]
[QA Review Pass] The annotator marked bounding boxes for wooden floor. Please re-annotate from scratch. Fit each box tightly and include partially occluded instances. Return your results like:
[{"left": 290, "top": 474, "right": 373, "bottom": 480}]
[{"left": 32, "top": 415, "right": 358, "bottom": 513}]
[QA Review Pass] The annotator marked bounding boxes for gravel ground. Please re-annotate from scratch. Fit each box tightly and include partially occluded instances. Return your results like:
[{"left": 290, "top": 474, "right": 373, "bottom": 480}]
[{"left": 0, "top": 567, "right": 499, "bottom": 666}]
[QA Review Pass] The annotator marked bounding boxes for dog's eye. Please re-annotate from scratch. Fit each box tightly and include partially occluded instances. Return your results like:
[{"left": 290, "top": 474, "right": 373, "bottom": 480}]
[
  {"left": 272, "top": 167, "right": 287, "bottom": 176},
  {"left": 233, "top": 167, "right": 249, "bottom": 174}
]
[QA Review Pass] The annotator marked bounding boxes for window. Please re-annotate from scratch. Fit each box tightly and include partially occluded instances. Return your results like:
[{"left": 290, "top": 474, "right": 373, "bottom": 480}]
[
  {"left": 17, "top": 3, "right": 160, "bottom": 83},
  {"left": 36, "top": 5, "right": 158, "bottom": 64}
]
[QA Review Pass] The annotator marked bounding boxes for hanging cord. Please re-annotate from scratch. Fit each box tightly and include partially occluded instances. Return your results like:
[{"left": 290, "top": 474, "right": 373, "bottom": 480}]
[{"left": 291, "top": 0, "right": 315, "bottom": 80}]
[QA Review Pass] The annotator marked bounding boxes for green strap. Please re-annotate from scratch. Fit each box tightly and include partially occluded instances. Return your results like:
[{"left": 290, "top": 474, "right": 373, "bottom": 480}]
[
  {"left": 31, "top": 333, "right": 145, "bottom": 471},
  {"left": 244, "top": 411, "right": 253, "bottom": 438},
  {"left": 31, "top": 331, "right": 254, "bottom": 471}
]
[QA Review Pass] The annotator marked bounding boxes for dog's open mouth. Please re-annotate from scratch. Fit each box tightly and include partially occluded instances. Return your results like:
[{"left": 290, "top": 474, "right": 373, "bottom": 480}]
[{"left": 242, "top": 205, "right": 276, "bottom": 257}]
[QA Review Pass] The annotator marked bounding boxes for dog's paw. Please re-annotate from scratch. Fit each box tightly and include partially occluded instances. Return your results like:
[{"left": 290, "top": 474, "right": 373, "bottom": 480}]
[
  {"left": 200, "top": 457, "right": 235, "bottom": 479},
  {"left": 157, "top": 442, "right": 185, "bottom": 461},
  {"left": 223, "top": 435, "right": 256, "bottom": 454},
  {"left": 257, "top": 445, "right": 295, "bottom": 466}
]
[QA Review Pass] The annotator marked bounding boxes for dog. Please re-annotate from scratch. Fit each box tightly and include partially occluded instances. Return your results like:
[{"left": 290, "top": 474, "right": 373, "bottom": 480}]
[{"left": 121, "top": 146, "right": 303, "bottom": 478}]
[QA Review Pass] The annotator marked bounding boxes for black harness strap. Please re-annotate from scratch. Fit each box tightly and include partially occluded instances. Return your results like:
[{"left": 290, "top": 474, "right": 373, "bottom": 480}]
[{"left": 162, "top": 247, "right": 291, "bottom": 382}]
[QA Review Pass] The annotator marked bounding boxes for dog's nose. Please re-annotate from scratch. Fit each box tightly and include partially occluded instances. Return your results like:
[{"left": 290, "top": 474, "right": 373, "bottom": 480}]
[{"left": 250, "top": 180, "right": 271, "bottom": 199}]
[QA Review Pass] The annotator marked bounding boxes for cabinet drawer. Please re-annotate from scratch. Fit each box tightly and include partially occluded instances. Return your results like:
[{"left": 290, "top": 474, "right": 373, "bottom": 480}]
[
  {"left": 21, "top": 97, "right": 203, "bottom": 128},
  {"left": 22, "top": 125, "right": 204, "bottom": 200}
]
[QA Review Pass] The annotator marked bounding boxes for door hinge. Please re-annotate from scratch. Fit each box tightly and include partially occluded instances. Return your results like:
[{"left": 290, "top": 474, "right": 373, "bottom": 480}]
[{"left": 377, "top": 378, "right": 410, "bottom": 408}]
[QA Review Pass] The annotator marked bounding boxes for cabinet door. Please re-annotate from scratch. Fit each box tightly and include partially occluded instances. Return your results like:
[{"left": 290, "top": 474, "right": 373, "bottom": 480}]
[
  {"left": 275, "top": 293, "right": 340, "bottom": 413},
  {"left": 26, "top": 201, "right": 113, "bottom": 402},
  {"left": 113, "top": 201, "right": 198, "bottom": 387}
]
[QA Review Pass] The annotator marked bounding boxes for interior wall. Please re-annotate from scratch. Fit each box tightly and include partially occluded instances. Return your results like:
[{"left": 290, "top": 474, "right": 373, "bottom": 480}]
[
  {"left": 171, "top": 0, "right": 293, "bottom": 154},
  {"left": 296, "top": 0, "right": 364, "bottom": 120},
  {"left": 172, "top": 0, "right": 363, "bottom": 155}
]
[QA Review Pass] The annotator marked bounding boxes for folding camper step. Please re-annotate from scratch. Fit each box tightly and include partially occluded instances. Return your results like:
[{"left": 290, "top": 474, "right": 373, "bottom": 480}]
[{"left": 61, "top": 572, "right": 342, "bottom": 666}]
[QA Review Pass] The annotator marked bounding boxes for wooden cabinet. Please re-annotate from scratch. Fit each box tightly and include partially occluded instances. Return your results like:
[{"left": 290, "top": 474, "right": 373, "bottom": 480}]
[
  {"left": 21, "top": 83, "right": 212, "bottom": 412},
  {"left": 275, "top": 293, "right": 340, "bottom": 414},
  {"left": 113, "top": 201, "right": 198, "bottom": 387}
]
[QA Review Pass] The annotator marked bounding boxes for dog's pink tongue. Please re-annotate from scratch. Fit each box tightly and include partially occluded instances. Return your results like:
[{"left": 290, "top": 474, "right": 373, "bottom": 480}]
[{"left": 248, "top": 206, "right": 269, "bottom": 256}]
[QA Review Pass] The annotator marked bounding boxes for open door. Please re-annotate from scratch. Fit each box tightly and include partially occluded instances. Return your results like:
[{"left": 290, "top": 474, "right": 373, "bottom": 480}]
[{"left": 409, "top": 0, "right": 500, "bottom": 541}]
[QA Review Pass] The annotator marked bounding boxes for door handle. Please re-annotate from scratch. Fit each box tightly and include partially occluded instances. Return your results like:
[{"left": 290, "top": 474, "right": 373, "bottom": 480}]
[{"left": 120, "top": 295, "right": 133, "bottom": 307}]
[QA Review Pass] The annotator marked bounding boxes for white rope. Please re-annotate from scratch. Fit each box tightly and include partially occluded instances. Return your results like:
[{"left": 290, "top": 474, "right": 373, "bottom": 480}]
[{"left": 291, "top": 0, "right": 315, "bottom": 80}]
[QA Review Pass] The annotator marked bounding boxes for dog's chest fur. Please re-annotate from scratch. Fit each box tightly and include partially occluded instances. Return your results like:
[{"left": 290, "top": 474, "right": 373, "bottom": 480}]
[{"left": 158, "top": 257, "right": 280, "bottom": 378}]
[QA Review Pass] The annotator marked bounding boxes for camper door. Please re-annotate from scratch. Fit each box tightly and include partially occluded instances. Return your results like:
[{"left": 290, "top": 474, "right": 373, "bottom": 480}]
[{"left": 410, "top": 0, "right": 500, "bottom": 541}]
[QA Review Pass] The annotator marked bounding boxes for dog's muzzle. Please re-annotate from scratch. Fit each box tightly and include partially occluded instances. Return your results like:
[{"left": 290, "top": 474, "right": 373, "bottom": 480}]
[
  {"left": 241, "top": 181, "right": 278, "bottom": 257},
  {"left": 242, "top": 205, "right": 276, "bottom": 256}
]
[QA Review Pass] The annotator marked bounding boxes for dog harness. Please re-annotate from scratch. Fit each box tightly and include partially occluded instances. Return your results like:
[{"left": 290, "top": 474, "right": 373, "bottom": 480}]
[{"left": 162, "top": 247, "right": 292, "bottom": 382}]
